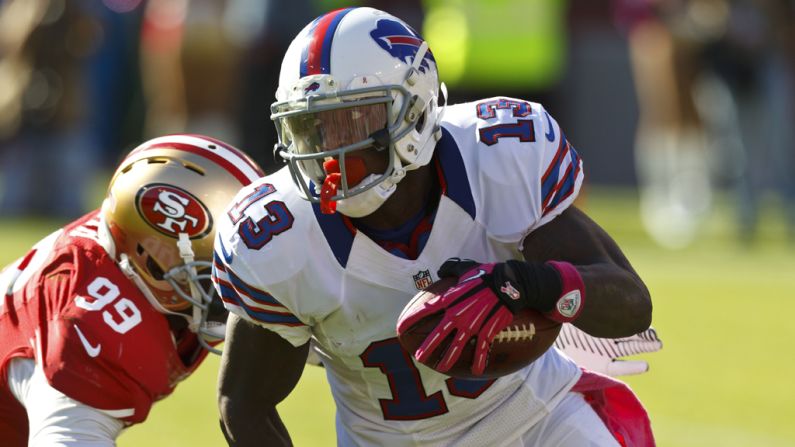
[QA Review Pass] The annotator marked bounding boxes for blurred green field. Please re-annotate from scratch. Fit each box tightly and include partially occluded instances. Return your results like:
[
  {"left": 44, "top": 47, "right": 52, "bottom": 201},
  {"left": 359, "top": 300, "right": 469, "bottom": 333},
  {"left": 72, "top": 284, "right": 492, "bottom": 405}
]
[{"left": 2, "top": 187, "right": 793, "bottom": 447}]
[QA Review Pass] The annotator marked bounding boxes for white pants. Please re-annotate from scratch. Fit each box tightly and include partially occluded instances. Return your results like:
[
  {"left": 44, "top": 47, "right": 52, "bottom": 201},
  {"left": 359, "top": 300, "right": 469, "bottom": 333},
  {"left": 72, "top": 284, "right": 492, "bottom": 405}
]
[{"left": 516, "top": 392, "right": 620, "bottom": 447}]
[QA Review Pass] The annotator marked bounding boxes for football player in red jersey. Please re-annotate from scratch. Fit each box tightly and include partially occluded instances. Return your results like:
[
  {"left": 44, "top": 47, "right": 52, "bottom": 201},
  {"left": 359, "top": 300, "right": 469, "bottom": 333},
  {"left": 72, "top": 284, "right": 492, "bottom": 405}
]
[{"left": 0, "top": 134, "right": 263, "bottom": 446}]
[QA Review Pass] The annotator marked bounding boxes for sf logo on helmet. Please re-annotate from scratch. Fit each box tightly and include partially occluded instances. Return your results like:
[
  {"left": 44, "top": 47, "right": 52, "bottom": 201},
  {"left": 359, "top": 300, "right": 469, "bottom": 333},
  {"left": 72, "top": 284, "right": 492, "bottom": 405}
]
[{"left": 137, "top": 184, "right": 211, "bottom": 238}]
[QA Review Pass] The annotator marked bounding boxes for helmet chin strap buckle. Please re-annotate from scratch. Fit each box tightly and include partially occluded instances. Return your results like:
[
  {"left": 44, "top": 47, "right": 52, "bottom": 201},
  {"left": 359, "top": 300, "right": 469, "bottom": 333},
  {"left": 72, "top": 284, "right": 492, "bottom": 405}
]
[
  {"left": 177, "top": 233, "right": 195, "bottom": 263},
  {"left": 405, "top": 95, "right": 423, "bottom": 124},
  {"left": 405, "top": 41, "right": 430, "bottom": 86},
  {"left": 406, "top": 67, "right": 419, "bottom": 86}
]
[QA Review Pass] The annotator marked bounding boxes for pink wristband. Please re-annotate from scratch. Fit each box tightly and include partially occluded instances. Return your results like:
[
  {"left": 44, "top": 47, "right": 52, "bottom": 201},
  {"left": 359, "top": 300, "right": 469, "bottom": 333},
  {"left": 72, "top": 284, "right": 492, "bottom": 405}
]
[{"left": 545, "top": 261, "right": 585, "bottom": 323}]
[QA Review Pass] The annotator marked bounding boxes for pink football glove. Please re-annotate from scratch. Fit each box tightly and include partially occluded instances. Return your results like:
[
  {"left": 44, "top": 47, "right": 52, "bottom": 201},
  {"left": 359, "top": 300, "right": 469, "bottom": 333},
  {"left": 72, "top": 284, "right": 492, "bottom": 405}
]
[{"left": 397, "top": 262, "right": 514, "bottom": 376}]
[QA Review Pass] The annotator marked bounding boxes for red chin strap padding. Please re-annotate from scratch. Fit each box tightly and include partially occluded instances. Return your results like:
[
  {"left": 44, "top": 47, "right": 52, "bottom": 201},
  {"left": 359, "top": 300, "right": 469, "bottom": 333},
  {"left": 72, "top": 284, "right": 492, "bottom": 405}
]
[{"left": 320, "top": 158, "right": 367, "bottom": 214}]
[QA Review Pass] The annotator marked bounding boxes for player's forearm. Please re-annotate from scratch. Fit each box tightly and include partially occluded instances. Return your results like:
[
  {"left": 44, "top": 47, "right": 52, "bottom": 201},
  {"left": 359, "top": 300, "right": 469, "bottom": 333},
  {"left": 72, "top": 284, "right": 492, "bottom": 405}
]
[
  {"left": 217, "top": 316, "right": 309, "bottom": 446},
  {"left": 520, "top": 207, "right": 652, "bottom": 337},
  {"left": 574, "top": 262, "right": 652, "bottom": 338},
  {"left": 219, "top": 401, "right": 292, "bottom": 447}
]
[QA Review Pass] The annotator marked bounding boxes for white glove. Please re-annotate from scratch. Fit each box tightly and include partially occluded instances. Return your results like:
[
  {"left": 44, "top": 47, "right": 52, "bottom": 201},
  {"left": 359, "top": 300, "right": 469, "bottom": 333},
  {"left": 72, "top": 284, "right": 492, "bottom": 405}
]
[
  {"left": 554, "top": 323, "right": 663, "bottom": 377},
  {"left": 305, "top": 340, "right": 325, "bottom": 367}
]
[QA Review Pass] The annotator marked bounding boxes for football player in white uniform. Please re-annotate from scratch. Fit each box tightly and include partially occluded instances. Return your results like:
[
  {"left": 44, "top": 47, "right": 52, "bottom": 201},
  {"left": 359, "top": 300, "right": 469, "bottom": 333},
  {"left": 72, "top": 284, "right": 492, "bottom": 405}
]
[{"left": 214, "top": 7, "right": 655, "bottom": 447}]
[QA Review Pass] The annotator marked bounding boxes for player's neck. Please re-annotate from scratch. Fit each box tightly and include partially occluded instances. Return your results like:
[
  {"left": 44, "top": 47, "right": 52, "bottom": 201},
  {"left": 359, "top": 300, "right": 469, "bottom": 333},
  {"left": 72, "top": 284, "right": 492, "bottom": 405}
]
[{"left": 354, "top": 163, "right": 436, "bottom": 231}]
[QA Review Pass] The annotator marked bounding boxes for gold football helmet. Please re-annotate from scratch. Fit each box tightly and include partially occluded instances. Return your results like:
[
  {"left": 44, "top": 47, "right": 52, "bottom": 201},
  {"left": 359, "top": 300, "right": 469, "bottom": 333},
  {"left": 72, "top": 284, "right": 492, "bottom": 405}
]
[{"left": 100, "top": 134, "right": 263, "bottom": 353}]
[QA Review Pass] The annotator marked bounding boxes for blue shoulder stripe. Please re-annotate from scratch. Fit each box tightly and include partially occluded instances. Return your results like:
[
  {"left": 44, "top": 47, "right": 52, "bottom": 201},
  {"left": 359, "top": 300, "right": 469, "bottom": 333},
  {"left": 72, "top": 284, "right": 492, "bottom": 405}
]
[
  {"left": 218, "top": 282, "right": 304, "bottom": 326},
  {"left": 212, "top": 251, "right": 226, "bottom": 272},
  {"left": 541, "top": 133, "right": 569, "bottom": 203},
  {"left": 436, "top": 127, "right": 475, "bottom": 219},
  {"left": 219, "top": 285, "right": 304, "bottom": 326},
  {"left": 543, "top": 145, "right": 581, "bottom": 215},
  {"left": 224, "top": 267, "right": 287, "bottom": 309},
  {"left": 313, "top": 201, "right": 355, "bottom": 268}
]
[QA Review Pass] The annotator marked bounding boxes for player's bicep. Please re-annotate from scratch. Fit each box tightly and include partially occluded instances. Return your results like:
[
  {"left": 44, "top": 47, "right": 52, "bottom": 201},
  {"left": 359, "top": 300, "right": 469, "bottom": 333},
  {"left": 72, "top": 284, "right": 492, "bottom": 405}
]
[{"left": 521, "top": 206, "right": 634, "bottom": 272}]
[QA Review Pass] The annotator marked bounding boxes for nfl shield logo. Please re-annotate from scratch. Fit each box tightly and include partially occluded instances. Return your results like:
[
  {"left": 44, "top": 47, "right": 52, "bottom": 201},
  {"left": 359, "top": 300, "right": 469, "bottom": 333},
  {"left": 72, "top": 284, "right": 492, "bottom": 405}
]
[{"left": 413, "top": 270, "right": 433, "bottom": 290}]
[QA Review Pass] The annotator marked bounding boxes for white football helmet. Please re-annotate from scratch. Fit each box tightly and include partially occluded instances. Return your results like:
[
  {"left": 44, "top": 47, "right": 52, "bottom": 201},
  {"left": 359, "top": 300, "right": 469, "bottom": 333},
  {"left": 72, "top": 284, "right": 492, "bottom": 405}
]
[
  {"left": 100, "top": 134, "right": 263, "bottom": 353},
  {"left": 271, "top": 7, "right": 444, "bottom": 217}
]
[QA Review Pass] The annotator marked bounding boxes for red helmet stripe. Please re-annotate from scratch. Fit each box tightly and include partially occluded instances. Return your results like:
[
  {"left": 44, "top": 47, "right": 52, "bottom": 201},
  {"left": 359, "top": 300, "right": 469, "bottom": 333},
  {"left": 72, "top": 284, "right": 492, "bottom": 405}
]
[
  {"left": 127, "top": 135, "right": 263, "bottom": 185},
  {"left": 184, "top": 134, "right": 265, "bottom": 177},
  {"left": 302, "top": 8, "right": 354, "bottom": 76},
  {"left": 147, "top": 142, "right": 255, "bottom": 185},
  {"left": 305, "top": 12, "right": 336, "bottom": 75}
]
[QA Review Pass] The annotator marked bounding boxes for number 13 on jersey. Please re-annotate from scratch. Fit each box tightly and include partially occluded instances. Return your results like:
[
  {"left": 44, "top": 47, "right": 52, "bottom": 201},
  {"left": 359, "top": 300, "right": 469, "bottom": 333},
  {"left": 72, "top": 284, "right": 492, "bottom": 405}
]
[
  {"left": 477, "top": 98, "right": 537, "bottom": 146},
  {"left": 361, "top": 338, "right": 496, "bottom": 420}
]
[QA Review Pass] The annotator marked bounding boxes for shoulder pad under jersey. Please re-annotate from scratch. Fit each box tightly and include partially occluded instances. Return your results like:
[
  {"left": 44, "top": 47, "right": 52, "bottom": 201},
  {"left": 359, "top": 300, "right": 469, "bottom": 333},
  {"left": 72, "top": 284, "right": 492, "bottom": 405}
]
[
  {"left": 9, "top": 213, "right": 189, "bottom": 424},
  {"left": 212, "top": 168, "right": 312, "bottom": 346},
  {"left": 440, "top": 97, "right": 584, "bottom": 242}
]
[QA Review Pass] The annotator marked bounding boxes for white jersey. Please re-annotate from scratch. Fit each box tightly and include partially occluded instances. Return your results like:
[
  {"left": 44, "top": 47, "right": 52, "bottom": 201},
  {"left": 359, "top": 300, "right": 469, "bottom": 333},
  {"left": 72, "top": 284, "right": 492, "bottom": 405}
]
[{"left": 213, "top": 98, "right": 585, "bottom": 446}]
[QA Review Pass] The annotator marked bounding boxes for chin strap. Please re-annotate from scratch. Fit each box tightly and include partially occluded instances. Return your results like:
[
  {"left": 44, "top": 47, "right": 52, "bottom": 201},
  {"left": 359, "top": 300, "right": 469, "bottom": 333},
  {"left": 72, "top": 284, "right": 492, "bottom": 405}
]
[
  {"left": 177, "top": 233, "right": 201, "bottom": 333},
  {"left": 177, "top": 233, "right": 223, "bottom": 355},
  {"left": 435, "top": 82, "right": 447, "bottom": 142},
  {"left": 118, "top": 253, "right": 174, "bottom": 316},
  {"left": 118, "top": 240, "right": 223, "bottom": 355},
  {"left": 403, "top": 40, "right": 445, "bottom": 162},
  {"left": 405, "top": 41, "right": 429, "bottom": 87}
]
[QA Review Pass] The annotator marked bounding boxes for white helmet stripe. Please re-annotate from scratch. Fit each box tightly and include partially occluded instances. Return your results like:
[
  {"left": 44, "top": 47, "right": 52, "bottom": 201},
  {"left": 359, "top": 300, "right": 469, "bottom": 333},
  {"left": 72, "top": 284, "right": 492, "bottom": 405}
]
[{"left": 128, "top": 134, "right": 264, "bottom": 185}]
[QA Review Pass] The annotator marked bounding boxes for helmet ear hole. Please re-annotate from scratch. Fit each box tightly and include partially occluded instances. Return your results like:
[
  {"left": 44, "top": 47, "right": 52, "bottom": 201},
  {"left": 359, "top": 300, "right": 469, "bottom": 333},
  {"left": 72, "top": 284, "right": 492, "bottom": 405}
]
[
  {"left": 415, "top": 110, "right": 426, "bottom": 133},
  {"left": 136, "top": 244, "right": 145, "bottom": 256},
  {"left": 145, "top": 255, "right": 166, "bottom": 281}
]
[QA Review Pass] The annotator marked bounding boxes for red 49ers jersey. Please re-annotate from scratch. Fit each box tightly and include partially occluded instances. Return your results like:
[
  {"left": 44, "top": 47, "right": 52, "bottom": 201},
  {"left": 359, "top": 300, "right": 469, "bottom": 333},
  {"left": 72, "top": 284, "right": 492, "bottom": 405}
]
[{"left": 0, "top": 211, "right": 207, "bottom": 424}]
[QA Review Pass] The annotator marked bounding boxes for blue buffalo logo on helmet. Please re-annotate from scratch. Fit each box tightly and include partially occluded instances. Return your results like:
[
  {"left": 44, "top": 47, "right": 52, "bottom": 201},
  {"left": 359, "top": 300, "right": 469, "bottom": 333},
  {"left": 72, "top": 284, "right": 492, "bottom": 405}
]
[
  {"left": 136, "top": 183, "right": 211, "bottom": 238},
  {"left": 370, "top": 19, "right": 435, "bottom": 73}
]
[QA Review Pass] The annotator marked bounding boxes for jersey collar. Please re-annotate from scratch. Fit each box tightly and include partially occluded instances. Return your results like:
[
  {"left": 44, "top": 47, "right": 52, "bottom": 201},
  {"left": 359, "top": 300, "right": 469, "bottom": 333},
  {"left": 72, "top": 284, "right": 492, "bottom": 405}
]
[{"left": 313, "top": 126, "right": 475, "bottom": 268}]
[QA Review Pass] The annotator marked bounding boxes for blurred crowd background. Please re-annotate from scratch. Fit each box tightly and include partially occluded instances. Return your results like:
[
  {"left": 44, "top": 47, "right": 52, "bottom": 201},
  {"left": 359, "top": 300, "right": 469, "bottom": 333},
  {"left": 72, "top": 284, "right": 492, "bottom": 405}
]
[{"left": 1, "top": 0, "right": 793, "bottom": 249}]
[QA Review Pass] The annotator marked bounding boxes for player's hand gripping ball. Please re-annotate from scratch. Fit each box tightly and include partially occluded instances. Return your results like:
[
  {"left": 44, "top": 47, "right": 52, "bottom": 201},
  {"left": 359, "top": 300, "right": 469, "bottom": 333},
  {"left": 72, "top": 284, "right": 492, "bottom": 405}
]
[{"left": 396, "top": 260, "right": 562, "bottom": 379}]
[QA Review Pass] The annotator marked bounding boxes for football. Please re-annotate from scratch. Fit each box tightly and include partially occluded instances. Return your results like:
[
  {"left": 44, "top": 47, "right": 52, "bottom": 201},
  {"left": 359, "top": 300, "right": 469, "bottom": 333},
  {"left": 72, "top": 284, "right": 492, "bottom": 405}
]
[{"left": 397, "top": 276, "right": 561, "bottom": 379}]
